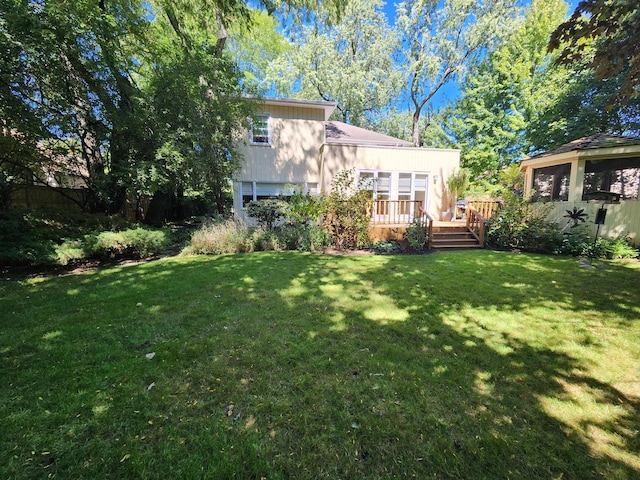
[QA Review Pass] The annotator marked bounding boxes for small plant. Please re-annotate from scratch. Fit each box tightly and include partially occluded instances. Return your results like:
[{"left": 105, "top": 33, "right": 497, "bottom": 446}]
[
  {"left": 404, "top": 217, "right": 429, "bottom": 252},
  {"left": 371, "top": 239, "right": 402, "bottom": 254}
]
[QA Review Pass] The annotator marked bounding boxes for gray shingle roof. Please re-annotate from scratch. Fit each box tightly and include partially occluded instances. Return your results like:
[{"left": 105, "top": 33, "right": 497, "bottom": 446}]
[
  {"left": 325, "top": 121, "right": 412, "bottom": 147},
  {"left": 529, "top": 133, "right": 640, "bottom": 159}
]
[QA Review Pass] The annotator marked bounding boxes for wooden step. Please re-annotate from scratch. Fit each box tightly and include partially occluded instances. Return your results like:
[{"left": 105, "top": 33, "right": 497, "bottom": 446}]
[{"left": 431, "top": 228, "right": 481, "bottom": 250}]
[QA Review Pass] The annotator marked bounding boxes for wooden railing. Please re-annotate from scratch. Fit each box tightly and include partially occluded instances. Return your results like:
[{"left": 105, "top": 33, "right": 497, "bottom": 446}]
[
  {"left": 418, "top": 206, "right": 434, "bottom": 250},
  {"left": 370, "top": 200, "right": 424, "bottom": 225},
  {"left": 468, "top": 200, "right": 502, "bottom": 219},
  {"left": 466, "top": 206, "right": 488, "bottom": 246}
]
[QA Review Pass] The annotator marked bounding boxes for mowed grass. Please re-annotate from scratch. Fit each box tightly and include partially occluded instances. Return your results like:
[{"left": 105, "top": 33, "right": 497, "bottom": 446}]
[{"left": 1, "top": 250, "right": 639, "bottom": 479}]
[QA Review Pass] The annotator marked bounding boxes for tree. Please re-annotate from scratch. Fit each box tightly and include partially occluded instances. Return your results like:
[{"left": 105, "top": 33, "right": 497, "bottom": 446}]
[
  {"left": 395, "top": 0, "right": 519, "bottom": 146},
  {"left": 267, "top": 0, "right": 401, "bottom": 126},
  {"left": 1, "top": 0, "right": 344, "bottom": 222},
  {"left": 445, "top": 0, "right": 569, "bottom": 177},
  {"left": 548, "top": 0, "right": 640, "bottom": 105},
  {"left": 528, "top": 61, "right": 640, "bottom": 152}
]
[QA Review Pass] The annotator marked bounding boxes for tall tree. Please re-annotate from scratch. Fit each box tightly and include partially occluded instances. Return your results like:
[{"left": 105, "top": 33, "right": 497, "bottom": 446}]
[
  {"left": 395, "top": 0, "right": 519, "bottom": 146},
  {"left": 266, "top": 0, "right": 401, "bottom": 126},
  {"left": 548, "top": 0, "right": 640, "bottom": 106},
  {"left": 445, "top": 0, "right": 569, "bottom": 176},
  {"left": 1, "top": 0, "right": 343, "bottom": 219}
]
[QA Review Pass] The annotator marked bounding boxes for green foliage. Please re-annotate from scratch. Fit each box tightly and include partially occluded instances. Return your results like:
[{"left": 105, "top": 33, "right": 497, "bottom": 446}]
[
  {"left": 286, "top": 187, "right": 326, "bottom": 226},
  {"left": 187, "top": 218, "right": 252, "bottom": 255},
  {"left": 245, "top": 199, "right": 290, "bottom": 229},
  {"left": 403, "top": 217, "right": 429, "bottom": 252},
  {"left": 269, "top": 0, "right": 401, "bottom": 126},
  {"left": 322, "top": 169, "right": 372, "bottom": 249},
  {"left": 371, "top": 239, "right": 403, "bottom": 254},
  {"left": 84, "top": 228, "right": 170, "bottom": 259},
  {"left": 395, "top": 0, "right": 519, "bottom": 145},
  {"left": 485, "top": 195, "right": 563, "bottom": 253},
  {"left": 0, "top": 209, "right": 131, "bottom": 266},
  {"left": 277, "top": 223, "right": 331, "bottom": 251},
  {"left": 549, "top": 0, "right": 640, "bottom": 105},
  {"left": 445, "top": 0, "right": 569, "bottom": 176},
  {"left": 587, "top": 237, "right": 639, "bottom": 260},
  {"left": 187, "top": 218, "right": 330, "bottom": 255},
  {"left": 3, "top": 251, "right": 640, "bottom": 478}
]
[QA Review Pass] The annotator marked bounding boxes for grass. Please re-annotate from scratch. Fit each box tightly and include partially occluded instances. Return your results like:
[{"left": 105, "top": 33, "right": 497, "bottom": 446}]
[{"left": 1, "top": 250, "right": 639, "bottom": 479}]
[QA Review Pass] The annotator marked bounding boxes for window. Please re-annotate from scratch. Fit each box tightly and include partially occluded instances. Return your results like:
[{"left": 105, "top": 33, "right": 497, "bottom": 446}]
[
  {"left": 250, "top": 115, "right": 270, "bottom": 144},
  {"left": 240, "top": 182, "right": 318, "bottom": 208},
  {"left": 583, "top": 158, "right": 640, "bottom": 200},
  {"left": 532, "top": 163, "right": 570, "bottom": 201}
]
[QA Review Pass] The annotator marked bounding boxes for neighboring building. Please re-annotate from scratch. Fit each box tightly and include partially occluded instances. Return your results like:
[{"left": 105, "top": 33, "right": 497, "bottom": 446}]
[
  {"left": 233, "top": 98, "right": 460, "bottom": 224},
  {"left": 520, "top": 134, "right": 640, "bottom": 246}
]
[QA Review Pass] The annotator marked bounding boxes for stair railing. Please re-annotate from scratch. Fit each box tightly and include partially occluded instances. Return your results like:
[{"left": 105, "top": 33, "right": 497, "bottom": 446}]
[{"left": 418, "top": 206, "right": 434, "bottom": 250}]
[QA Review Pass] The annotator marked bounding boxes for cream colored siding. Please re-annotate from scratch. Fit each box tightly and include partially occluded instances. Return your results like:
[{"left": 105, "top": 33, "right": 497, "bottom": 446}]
[
  {"left": 321, "top": 144, "right": 459, "bottom": 219},
  {"left": 544, "top": 200, "right": 639, "bottom": 246},
  {"left": 234, "top": 99, "right": 461, "bottom": 222},
  {"left": 520, "top": 147, "right": 640, "bottom": 247}
]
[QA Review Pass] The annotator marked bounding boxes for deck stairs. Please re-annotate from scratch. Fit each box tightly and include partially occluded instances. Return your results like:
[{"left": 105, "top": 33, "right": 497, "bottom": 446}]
[{"left": 430, "top": 221, "right": 481, "bottom": 250}]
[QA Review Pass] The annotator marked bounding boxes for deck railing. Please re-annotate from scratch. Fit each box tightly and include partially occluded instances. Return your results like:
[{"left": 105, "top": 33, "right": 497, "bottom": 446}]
[
  {"left": 465, "top": 200, "right": 501, "bottom": 247},
  {"left": 370, "top": 199, "right": 424, "bottom": 225},
  {"left": 418, "top": 206, "right": 434, "bottom": 250},
  {"left": 467, "top": 200, "right": 502, "bottom": 219}
]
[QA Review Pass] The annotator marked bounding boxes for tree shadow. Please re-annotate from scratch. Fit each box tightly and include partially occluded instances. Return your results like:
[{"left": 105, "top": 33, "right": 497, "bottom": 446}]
[{"left": 3, "top": 251, "right": 639, "bottom": 478}]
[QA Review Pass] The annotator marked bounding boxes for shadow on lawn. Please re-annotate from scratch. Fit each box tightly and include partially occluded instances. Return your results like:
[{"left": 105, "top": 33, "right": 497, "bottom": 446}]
[{"left": 4, "top": 251, "right": 639, "bottom": 478}]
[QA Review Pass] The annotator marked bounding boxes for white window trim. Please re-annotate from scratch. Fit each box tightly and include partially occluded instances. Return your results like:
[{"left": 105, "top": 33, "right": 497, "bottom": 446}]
[
  {"left": 239, "top": 181, "right": 318, "bottom": 209},
  {"left": 249, "top": 114, "right": 271, "bottom": 146}
]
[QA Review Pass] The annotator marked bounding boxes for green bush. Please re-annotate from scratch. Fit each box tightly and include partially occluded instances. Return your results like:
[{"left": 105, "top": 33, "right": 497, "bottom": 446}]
[
  {"left": 372, "top": 240, "right": 402, "bottom": 255},
  {"left": 322, "top": 169, "right": 372, "bottom": 250},
  {"left": 245, "top": 199, "right": 289, "bottom": 229},
  {"left": 586, "top": 237, "right": 638, "bottom": 260},
  {"left": 277, "top": 223, "right": 330, "bottom": 251},
  {"left": 85, "top": 228, "right": 170, "bottom": 259},
  {"left": 485, "top": 195, "right": 563, "bottom": 253},
  {"left": 0, "top": 209, "right": 133, "bottom": 266},
  {"left": 404, "top": 217, "right": 429, "bottom": 252}
]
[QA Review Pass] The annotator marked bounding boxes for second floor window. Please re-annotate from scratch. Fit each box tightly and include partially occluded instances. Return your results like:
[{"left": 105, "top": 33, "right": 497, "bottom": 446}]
[{"left": 251, "top": 115, "right": 270, "bottom": 145}]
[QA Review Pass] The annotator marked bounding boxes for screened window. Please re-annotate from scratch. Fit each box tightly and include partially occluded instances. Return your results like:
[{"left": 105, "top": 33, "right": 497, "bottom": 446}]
[
  {"left": 583, "top": 157, "right": 640, "bottom": 200},
  {"left": 250, "top": 115, "right": 270, "bottom": 144},
  {"left": 532, "top": 163, "right": 570, "bottom": 201}
]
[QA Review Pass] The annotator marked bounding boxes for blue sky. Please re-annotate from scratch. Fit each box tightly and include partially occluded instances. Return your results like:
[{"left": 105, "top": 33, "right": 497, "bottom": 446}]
[{"left": 378, "top": 0, "right": 583, "bottom": 110}]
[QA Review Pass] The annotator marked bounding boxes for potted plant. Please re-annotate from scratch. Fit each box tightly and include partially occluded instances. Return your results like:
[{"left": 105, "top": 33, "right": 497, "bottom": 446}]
[{"left": 446, "top": 168, "right": 470, "bottom": 220}]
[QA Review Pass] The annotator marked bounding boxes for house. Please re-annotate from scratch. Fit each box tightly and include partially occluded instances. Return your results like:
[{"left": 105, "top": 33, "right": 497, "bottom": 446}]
[
  {"left": 233, "top": 98, "right": 460, "bottom": 232},
  {"left": 519, "top": 134, "right": 640, "bottom": 246}
]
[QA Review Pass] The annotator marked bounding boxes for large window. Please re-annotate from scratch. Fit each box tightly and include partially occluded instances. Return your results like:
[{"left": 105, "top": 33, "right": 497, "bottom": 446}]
[
  {"left": 583, "top": 157, "right": 640, "bottom": 200},
  {"left": 240, "top": 182, "right": 318, "bottom": 208},
  {"left": 250, "top": 115, "right": 270, "bottom": 145},
  {"left": 532, "top": 163, "right": 570, "bottom": 201}
]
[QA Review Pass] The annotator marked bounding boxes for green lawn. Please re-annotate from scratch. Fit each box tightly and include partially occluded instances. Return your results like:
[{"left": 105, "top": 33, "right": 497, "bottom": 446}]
[{"left": 1, "top": 250, "right": 639, "bottom": 479}]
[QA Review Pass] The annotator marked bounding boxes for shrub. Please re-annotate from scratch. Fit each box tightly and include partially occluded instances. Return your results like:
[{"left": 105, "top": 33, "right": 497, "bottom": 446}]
[
  {"left": 287, "top": 187, "right": 326, "bottom": 226},
  {"left": 277, "top": 223, "right": 331, "bottom": 251},
  {"left": 586, "top": 236, "right": 638, "bottom": 260},
  {"left": 372, "top": 240, "right": 402, "bottom": 255},
  {"left": 188, "top": 218, "right": 250, "bottom": 255},
  {"left": 85, "top": 227, "right": 170, "bottom": 259},
  {"left": 404, "top": 217, "right": 429, "bottom": 252},
  {"left": 245, "top": 199, "right": 289, "bottom": 229},
  {"left": 485, "top": 195, "right": 563, "bottom": 253},
  {"left": 322, "top": 169, "right": 371, "bottom": 250}
]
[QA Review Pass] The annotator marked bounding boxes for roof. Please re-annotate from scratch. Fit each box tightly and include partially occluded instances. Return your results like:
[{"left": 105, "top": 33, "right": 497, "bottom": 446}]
[
  {"left": 528, "top": 134, "right": 640, "bottom": 160},
  {"left": 325, "top": 121, "right": 413, "bottom": 147}
]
